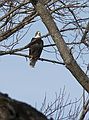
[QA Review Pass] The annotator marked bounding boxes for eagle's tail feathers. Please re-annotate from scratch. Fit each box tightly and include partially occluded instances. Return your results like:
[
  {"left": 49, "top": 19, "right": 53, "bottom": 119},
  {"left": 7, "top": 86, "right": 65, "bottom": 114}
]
[{"left": 29, "top": 59, "right": 37, "bottom": 67}]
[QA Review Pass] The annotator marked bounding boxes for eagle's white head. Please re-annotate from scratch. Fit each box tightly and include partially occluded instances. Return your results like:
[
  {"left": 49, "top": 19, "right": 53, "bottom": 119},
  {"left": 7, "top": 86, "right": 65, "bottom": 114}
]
[{"left": 34, "top": 31, "right": 41, "bottom": 38}]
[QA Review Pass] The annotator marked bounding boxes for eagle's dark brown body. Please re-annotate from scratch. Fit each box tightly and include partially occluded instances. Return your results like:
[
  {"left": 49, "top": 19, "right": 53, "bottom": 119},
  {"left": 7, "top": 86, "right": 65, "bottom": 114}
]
[{"left": 28, "top": 32, "right": 43, "bottom": 67}]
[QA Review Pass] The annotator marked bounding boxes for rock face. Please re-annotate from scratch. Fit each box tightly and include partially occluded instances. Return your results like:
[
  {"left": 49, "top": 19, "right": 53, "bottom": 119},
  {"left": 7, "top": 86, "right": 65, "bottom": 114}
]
[{"left": 0, "top": 92, "right": 48, "bottom": 120}]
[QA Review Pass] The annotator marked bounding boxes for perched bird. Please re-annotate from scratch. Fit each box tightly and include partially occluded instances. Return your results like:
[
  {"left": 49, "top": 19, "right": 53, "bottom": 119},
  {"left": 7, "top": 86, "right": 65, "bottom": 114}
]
[{"left": 28, "top": 31, "right": 44, "bottom": 67}]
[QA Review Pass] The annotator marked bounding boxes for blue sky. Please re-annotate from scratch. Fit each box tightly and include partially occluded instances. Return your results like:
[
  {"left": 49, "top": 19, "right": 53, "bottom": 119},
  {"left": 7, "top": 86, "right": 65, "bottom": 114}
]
[{"left": 0, "top": 50, "right": 83, "bottom": 108}]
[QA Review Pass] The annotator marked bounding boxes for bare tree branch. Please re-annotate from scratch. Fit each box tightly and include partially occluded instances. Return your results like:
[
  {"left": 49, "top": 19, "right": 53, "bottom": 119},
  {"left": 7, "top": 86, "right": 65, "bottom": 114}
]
[
  {"left": 79, "top": 99, "right": 89, "bottom": 120},
  {"left": 0, "top": 11, "right": 37, "bottom": 42},
  {"left": 81, "top": 22, "right": 89, "bottom": 47}
]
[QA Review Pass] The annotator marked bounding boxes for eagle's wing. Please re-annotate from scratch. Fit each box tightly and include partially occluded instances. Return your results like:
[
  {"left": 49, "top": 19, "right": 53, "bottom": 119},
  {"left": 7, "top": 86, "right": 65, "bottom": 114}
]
[
  {"left": 29, "top": 38, "right": 36, "bottom": 55},
  {"left": 28, "top": 38, "right": 37, "bottom": 47}
]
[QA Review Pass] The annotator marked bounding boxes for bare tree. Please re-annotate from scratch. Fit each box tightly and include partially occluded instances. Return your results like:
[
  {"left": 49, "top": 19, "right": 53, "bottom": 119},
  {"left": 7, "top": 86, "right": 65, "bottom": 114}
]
[{"left": 0, "top": 0, "right": 89, "bottom": 119}]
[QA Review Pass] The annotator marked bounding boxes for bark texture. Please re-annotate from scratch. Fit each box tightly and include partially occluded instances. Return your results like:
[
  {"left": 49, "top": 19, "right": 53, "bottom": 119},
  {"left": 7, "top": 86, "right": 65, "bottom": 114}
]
[
  {"left": 31, "top": 0, "right": 89, "bottom": 93},
  {"left": 0, "top": 92, "right": 48, "bottom": 120}
]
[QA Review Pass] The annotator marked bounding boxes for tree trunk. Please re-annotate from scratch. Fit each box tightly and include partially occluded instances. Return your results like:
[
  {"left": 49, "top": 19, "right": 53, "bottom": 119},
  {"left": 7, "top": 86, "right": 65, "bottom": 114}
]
[{"left": 31, "top": 0, "right": 89, "bottom": 93}]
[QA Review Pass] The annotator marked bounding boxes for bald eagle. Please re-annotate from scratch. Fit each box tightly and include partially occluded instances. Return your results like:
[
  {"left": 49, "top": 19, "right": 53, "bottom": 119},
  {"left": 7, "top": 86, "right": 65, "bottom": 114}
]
[{"left": 28, "top": 31, "right": 44, "bottom": 67}]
